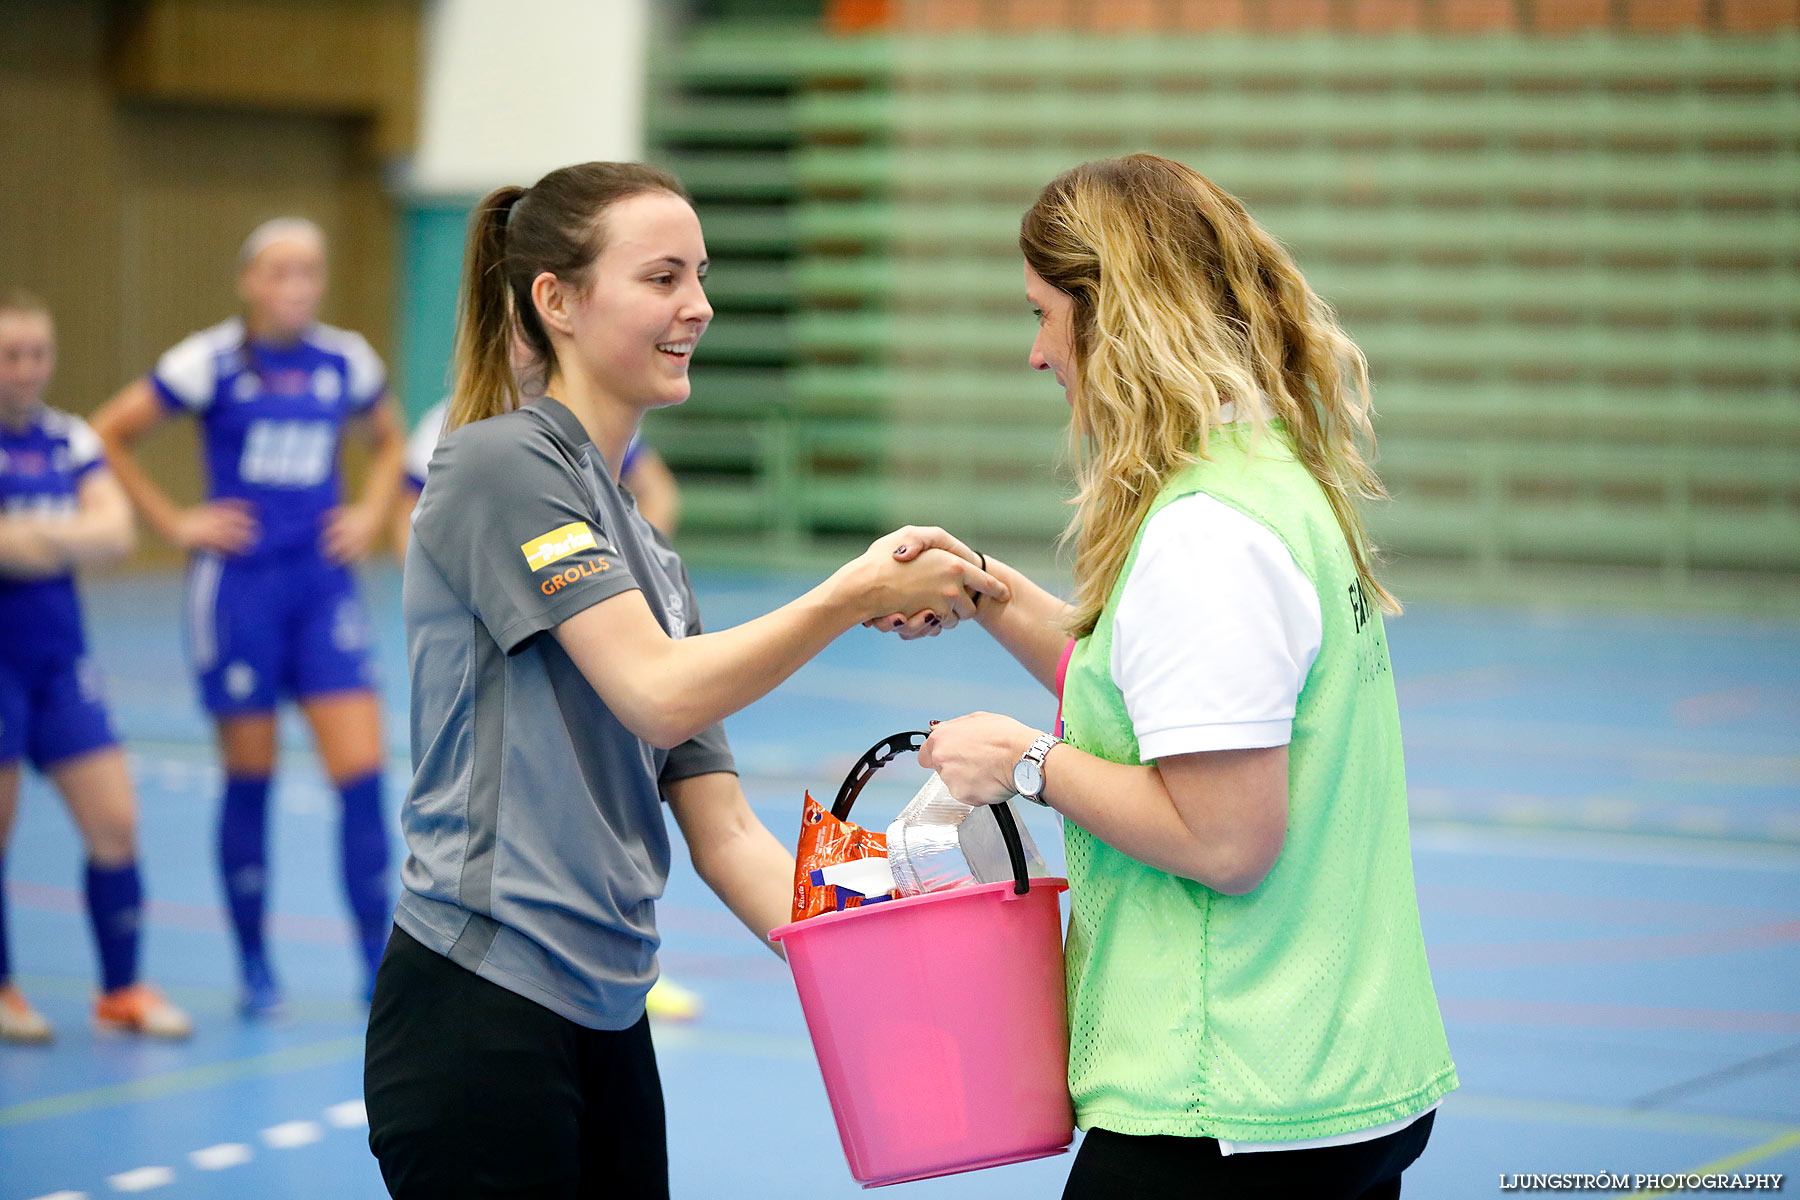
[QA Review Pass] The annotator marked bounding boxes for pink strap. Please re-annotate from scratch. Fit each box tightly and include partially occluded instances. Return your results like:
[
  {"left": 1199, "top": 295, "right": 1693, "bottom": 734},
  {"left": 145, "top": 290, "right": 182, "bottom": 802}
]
[{"left": 1052, "top": 637, "right": 1077, "bottom": 738}]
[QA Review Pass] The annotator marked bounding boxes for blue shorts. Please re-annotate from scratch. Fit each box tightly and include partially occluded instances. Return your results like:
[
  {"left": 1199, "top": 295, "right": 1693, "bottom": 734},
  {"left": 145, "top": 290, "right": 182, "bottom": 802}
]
[
  {"left": 0, "top": 654, "right": 120, "bottom": 770},
  {"left": 184, "top": 551, "right": 374, "bottom": 716}
]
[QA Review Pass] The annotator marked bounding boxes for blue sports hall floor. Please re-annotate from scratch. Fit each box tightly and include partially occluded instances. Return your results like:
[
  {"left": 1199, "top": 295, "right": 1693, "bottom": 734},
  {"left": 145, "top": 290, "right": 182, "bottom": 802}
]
[{"left": 2, "top": 564, "right": 1796, "bottom": 1198}]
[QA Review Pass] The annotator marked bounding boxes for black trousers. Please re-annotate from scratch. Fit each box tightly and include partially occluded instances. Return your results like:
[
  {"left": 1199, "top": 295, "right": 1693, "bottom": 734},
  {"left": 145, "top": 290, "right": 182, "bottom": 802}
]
[
  {"left": 364, "top": 925, "right": 667, "bottom": 1199},
  {"left": 1062, "top": 1110, "right": 1435, "bottom": 1200}
]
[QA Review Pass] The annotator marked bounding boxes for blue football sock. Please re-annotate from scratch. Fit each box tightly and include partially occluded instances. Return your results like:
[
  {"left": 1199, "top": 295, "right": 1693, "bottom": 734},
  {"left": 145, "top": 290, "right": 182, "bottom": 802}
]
[
  {"left": 337, "top": 771, "right": 391, "bottom": 979},
  {"left": 0, "top": 854, "right": 11, "bottom": 984},
  {"left": 218, "top": 775, "right": 272, "bottom": 974},
  {"left": 84, "top": 859, "right": 142, "bottom": 994}
]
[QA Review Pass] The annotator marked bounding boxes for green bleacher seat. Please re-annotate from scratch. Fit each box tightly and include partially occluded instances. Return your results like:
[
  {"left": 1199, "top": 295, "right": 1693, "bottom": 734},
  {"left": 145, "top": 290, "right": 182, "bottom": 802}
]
[
  {"left": 691, "top": 206, "right": 796, "bottom": 254},
  {"left": 663, "top": 152, "right": 797, "bottom": 200},
  {"left": 692, "top": 261, "right": 796, "bottom": 309},
  {"left": 793, "top": 89, "right": 1800, "bottom": 144},
  {"left": 648, "top": 96, "right": 795, "bottom": 144},
  {"left": 789, "top": 202, "right": 1800, "bottom": 262},
  {"left": 669, "top": 30, "right": 1800, "bottom": 90},
  {"left": 795, "top": 256, "right": 1800, "bottom": 324},
  {"left": 785, "top": 311, "right": 1794, "bottom": 378},
  {"left": 681, "top": 367, "right": 793, "bottom": 413},
  {"left": 681, "top": 314, "right": 794, "bottom": 365}
]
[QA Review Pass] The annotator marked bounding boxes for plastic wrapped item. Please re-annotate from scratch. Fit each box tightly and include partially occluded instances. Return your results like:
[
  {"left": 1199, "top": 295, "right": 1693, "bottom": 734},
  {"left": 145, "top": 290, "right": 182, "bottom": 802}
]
[
  {"left": 887, "top": 773, "right": 1050, "bottom": 897},
  {"left": 791, "top": 792, "right": 896, "bottom": 923}
]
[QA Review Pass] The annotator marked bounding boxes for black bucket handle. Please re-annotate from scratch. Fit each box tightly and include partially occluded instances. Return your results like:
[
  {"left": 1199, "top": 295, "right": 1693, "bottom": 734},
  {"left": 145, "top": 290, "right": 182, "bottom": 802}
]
[{"left": 831, "top": 730, "right": 1032, "bottom": 896}]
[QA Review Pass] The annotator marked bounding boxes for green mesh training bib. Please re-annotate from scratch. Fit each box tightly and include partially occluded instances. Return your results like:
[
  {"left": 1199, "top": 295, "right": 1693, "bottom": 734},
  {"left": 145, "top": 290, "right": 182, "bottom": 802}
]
[{"left": 1059, "top": 423, "right": 1457, "bottom": 1141}]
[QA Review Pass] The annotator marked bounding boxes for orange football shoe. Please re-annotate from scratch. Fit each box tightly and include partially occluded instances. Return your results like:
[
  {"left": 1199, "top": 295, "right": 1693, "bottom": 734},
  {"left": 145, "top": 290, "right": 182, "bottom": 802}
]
[
  {"left": 93, "top": 983, "right": 193, "bottom": 1040},
  {"left": 0, "top": 984, "right": 53, "bottom": 1044}
]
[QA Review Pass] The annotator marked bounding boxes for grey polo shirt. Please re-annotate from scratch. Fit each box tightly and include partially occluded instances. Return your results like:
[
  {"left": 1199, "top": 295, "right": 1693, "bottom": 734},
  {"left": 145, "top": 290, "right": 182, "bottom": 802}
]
[{"left": 396, "top": 397, "right": 734, "bottom": 1030}]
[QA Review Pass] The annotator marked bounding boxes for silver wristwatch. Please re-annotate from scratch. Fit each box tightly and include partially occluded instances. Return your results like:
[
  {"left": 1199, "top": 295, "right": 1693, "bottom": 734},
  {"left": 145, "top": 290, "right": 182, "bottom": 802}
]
[{"left": 1011, "top": 733, "right": 1061, "bottom": 806}]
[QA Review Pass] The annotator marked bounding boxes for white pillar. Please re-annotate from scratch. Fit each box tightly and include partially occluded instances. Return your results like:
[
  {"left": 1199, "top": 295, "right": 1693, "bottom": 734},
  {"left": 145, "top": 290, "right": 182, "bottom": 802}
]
[{"left": 407, "top": 0, "right": 650, "bottom": 196}]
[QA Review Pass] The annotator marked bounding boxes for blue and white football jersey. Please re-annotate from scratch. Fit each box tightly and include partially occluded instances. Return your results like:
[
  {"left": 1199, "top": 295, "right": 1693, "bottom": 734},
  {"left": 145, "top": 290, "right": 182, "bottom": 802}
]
[
  {"left": 0, "top": 406, "right": 107, "bottom": 663},
  {"left": 151, "top": 317, "right": 386, "bottom": 557}
]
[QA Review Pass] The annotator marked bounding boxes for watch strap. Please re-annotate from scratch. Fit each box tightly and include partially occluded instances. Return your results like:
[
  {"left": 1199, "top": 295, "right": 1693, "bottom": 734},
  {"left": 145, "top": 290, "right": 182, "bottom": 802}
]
[{"left": 1016, "top": 733, "right": 1061, "bottom": 804}]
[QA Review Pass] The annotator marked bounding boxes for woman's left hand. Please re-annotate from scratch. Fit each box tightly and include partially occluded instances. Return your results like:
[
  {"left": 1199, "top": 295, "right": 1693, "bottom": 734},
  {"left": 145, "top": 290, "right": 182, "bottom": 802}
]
[
  {"left": 918, "top": 712, "right": 1042, "bottom": 806},
  {"left": 321, "top": 502, "right": 382, "bottom": 563}
]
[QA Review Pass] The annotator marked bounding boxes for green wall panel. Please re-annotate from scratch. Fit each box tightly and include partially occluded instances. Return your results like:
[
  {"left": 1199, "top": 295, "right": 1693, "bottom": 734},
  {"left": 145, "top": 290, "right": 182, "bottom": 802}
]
[{"left": 397, "top": 198, "right": 476, "bottom": 423}]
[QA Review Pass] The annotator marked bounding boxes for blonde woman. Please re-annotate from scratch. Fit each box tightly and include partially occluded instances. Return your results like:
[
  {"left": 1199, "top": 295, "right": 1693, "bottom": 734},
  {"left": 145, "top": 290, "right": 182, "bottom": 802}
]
[{"left": 889, "top": 155, "right": 1457, "bottom": 1198}]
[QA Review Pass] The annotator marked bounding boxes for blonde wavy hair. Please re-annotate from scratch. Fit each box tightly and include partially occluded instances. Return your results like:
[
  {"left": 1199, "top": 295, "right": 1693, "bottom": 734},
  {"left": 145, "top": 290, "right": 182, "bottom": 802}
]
[{"left": 1020, "top": 154, "right": 1398, "bottom": 638}]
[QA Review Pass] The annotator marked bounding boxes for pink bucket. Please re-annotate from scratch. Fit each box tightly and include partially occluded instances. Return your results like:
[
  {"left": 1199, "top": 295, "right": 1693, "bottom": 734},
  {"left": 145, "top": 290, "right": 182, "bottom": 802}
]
[{"left": 769, "top": 732, "right": 1074, "bottom": 1188}]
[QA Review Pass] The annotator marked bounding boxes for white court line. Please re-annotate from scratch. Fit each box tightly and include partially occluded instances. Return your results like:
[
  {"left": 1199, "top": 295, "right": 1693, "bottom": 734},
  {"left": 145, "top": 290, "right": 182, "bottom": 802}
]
[
  {"left": 324, "top": 1098, "right": 367, "bottom": 1128},
  {"left": 189, "top": 1142, "right": 253, "bottom": 1170},
  {"left": 42, "top": 1104, "right": 360, "bottom": 1198},
  {"left": 261, "top": 1119, "right": 324, "bottom": 1149},
  {"left": 38, "top": 1100, "right": 363, "bottom": 1198},
  {"left": 107, "top": 1166, "right": 175, "bottom": 1192},
  {"left": 1412, "top": 820, "right": 1800, "bottom": 868}
]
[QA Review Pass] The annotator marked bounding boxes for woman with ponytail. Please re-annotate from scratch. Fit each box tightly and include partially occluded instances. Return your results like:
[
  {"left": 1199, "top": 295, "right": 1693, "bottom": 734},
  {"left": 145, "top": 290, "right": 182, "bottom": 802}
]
[
  {"left": 362, "top": 162, "right": 1003, "bottom": 1198},
  {"left": 886, "top": 154, "right": 1456, "bottom": 1198}
]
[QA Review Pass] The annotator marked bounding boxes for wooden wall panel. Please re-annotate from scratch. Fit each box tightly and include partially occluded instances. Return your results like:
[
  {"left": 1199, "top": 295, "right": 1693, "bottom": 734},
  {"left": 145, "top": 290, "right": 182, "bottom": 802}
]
[
  {"left": 0, "top": 0, "right": 127, "bottom": 418},
  {"left": 114, "top": 106, "right": 391, "bottom": 373},
  {"left": 111, "top": 0, "right": 419, "bottom": 156}
]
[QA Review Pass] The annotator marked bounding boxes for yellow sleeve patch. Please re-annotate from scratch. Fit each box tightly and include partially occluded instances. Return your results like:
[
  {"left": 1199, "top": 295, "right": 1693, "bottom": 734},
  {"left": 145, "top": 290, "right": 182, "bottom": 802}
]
[{"left": 521, "top": 521, "right": 597, "bottom": 571}]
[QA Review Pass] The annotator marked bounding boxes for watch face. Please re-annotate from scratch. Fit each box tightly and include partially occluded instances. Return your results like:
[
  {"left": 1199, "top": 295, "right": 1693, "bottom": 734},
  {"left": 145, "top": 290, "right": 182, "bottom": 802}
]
[{"left": 1013, "top": 757, "right": 1044, "bottom": 797}]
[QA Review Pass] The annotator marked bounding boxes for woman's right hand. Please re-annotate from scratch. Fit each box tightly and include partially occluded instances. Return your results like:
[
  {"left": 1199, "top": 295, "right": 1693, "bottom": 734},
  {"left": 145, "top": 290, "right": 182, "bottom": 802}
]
[
  {"left": 167, "top": 500, "right": 259, "bottom": 555},
  {"left": 833, "top": 527, "right": 1006, "bottom": 627}
]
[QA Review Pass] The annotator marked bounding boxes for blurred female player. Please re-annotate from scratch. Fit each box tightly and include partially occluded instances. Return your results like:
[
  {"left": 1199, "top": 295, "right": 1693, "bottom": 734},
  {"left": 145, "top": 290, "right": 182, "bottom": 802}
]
[
  {"left": 885, "top": 155, "right": 1457, "bottom": 1198},
  {"left": 92, "top": 220, "right": 406, "bottom": 1015},
  {"left": 0, "top": 290, "right": 190, "bottom": 1042},
  {"left": 363, "top": 162, "right": 1003, "bottom": 1197}
]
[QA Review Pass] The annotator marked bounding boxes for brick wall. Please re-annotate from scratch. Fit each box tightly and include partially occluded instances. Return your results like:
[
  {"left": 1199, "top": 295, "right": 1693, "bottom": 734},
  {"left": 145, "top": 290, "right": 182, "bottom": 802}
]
[{"left": 828, "top": 0, "right": 1800, "bottom": 32}]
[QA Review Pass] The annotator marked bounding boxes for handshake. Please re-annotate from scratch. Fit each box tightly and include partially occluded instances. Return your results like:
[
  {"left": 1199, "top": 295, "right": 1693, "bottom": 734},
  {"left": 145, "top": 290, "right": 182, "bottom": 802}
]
[{"left": 834, "top": 525, "right": 1006, "bottom": 640}]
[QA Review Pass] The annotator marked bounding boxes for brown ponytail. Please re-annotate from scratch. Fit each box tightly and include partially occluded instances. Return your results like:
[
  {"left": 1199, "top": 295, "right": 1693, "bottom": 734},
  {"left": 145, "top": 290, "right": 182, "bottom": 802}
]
[
  {"left": 447, "top": 162, "right": 690, "bottom": 432},
  {"left": 449, "top": 187, "right": 527, "bottom": 431}
]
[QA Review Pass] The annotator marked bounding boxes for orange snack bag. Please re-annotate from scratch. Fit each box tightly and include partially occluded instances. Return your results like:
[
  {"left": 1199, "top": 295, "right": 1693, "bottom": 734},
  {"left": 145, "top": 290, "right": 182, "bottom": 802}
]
[{"left": 792, "top": 791, "right": 894, "bottom": 923}]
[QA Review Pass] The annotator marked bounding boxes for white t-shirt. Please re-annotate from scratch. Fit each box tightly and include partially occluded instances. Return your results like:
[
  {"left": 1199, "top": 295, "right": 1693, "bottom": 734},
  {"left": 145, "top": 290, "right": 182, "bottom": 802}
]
[
  {"left": 1112, "top": 493, "right": 1321, "bottom": 761},
  {"left": 1107, "top": 490, "right": 1438, "bottom": 1155},
  {"left": 404, "top": 400, "right": 450, "bottom": 490}
]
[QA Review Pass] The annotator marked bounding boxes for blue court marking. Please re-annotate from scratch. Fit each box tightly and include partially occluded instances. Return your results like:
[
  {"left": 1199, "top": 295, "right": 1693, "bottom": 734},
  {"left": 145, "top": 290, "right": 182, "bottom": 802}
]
[{"left": 1, "top": 564, "right": 1795, "bottom": 1198}]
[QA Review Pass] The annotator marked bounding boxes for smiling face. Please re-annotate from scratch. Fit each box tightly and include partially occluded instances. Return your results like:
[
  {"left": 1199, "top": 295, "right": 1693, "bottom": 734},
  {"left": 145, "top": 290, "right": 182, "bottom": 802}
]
[
  {"left": 553, "top": 190, "right": 711, "bottom": 412},
  {"left": 238, "top": 235, "right": 327, "bottom": 342},
  {"left": 1025, "top": 260, "right": 1076, "bottom": 405},
  {"left": 0, "top": 308, "right": 55, "bottom": 427}
]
